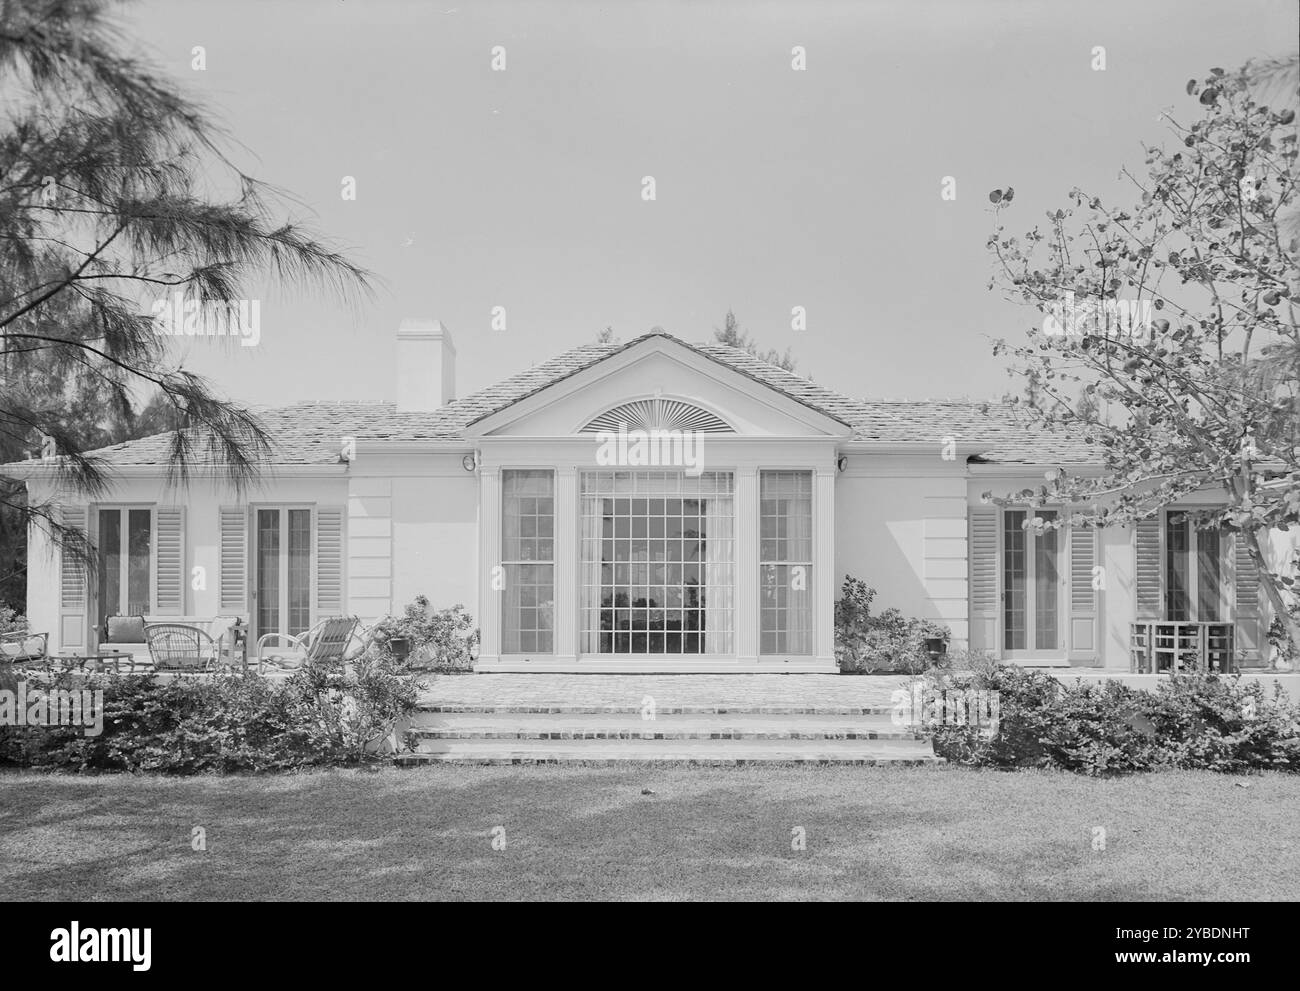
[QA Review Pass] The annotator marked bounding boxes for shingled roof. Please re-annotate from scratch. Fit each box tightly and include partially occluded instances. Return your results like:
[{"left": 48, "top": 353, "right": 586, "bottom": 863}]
[{"left": 0, "top": 333, "right": 1100, "bottom": 469}]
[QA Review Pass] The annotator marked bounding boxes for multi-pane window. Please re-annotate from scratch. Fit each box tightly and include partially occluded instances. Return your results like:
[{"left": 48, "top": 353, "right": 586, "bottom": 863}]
[
  {"left": 502, "top": 470, "right": 555, "bottom": 653},
  {"left": 255, "top": 507, "right": 312, "bottom": 638},
  {"left": 759, "top": 471, "right": 813, "bottom": 654},
  {"left": 1165, "top": 512, "right": 1225, "bottom": 621},
  {"left": 579, "top": 471, "right": 734, "bottom": 655},
  {"left": 97, "top": 508, "right": 151, "bottom": 627},
  {"left": 1003, "top": 509, "right": 1060, "bottom": 652}
]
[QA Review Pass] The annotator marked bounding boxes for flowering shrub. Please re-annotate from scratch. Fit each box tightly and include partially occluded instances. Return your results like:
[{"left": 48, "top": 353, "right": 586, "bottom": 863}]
[
  {"left": 834, "top": 575, "right": 951, "bottom": 673},
  {"left": 0, "top": 606, "right": 26, "bottom": 635},
  {"left": 368, "top": 596, "right": 478, "bottom": 672}
]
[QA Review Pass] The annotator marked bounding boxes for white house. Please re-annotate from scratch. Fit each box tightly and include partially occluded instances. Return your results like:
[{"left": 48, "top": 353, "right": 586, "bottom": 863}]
[{"left": 5, "top": 321, "right": 1295, "bottom": 674}]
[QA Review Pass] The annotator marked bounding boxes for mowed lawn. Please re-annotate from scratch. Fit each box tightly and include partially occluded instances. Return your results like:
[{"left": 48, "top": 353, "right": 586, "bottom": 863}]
[{"left": 1, "top": 765, "right": 1297, "bottom": 901}]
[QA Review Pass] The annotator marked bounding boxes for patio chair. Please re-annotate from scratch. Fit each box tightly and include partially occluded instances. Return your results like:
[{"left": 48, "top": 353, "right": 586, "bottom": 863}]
[
  {"left": 144, "top": 623, "right": 218, "bottom": 673},
  {"left": 256, "top": 616, "right": 361, "bottom": 674},
  {"left": 206, "top": 616, "right": 249, "bottom": 672},
  {"left": 1, "top": 629, "right": 49, "bottom": 665},
  {"left": 102, "top": 614, "right": 151, "bottom": 667}
]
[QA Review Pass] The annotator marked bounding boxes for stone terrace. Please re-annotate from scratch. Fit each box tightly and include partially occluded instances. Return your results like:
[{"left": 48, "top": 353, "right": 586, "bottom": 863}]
[{"left": 417, "top": 673, "right": 914, "bottom": 713}]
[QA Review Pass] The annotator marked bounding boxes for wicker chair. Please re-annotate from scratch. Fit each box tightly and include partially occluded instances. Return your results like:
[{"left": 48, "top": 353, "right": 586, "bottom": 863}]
[
  {"left": 1, "top": 630, "right": 48, "bottom": 664},
  {"left": 256, "top": 616, "right": 361, "bottom": 674},
  {"left": 144, "top": 623, "right": 218, "bottom": 672}
]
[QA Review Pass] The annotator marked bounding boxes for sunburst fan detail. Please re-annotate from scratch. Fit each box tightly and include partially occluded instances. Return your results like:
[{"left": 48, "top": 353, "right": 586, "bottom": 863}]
[{"left": 580, "top": 398, "right": 732, "bottom": 434}]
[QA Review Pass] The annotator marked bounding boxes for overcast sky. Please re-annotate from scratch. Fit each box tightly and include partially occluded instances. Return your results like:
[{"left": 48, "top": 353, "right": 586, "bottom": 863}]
[{"left": 125, "top": 0, "right": 1298, "bottom": 408}]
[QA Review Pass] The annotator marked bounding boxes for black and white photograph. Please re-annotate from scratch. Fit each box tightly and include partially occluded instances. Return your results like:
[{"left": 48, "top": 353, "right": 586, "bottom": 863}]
[{"left": 0, "top": 0, "right": 1298, "bottom": 959}]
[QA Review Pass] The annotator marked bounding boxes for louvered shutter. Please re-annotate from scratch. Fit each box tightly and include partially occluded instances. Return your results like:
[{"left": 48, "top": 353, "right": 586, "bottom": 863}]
[
  {"left": 1134, "top": 517, "right": 1162, "bottom": 619},
  {"left": 1067, "top": 523, "right": 1099, "bottom": 663},
  {"left": 1234, "top": 532, "right": 1265, "bottom": 666},
  {"left": 152, "top": 506, "right": 185, "bottom": 615},
  {"left": 969, "top": 508, "right": 999, "bottom": 652},
  {"left": 219, "top": 506, "right": 249, "bottom": 613},
  {"left": 58, "top": 506, "right": 90, "bottom": 650},
  {"left": 315, "top": 506, "right": 345, "bottom": 618}
]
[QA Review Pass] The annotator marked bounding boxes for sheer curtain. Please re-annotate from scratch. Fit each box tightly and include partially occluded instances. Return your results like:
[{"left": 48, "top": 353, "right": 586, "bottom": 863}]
[
  {"left": 760, "top": 471, "right": 813, "bottom": 654},
  {"left": 502, "top": 470, "right": 554, "bottom": 654},
  {"left": 786, "top": 475, "right": 813, "bottom": 653}
]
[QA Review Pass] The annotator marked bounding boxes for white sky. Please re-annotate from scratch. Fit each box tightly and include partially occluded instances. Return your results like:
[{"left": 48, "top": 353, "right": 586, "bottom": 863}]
[{"left": 123, "top": 0, "right": 1298, "bottom": 407}]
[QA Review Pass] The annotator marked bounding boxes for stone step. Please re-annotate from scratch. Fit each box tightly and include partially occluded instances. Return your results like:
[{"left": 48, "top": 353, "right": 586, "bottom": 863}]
[
  {"left": 417, "top": 703, "right": 898, "bottom": 716},
  {"left": 395, "top": 735, "right": 940, "bottom": 766},
  {"left": 406, "top": 711, "right": 922, "bottom": 740}
]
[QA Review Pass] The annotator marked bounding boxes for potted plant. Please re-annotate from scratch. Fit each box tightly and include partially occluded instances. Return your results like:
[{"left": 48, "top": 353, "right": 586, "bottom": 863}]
[{"left": 917, "top": 619, "right": 952, "bottom": 667}]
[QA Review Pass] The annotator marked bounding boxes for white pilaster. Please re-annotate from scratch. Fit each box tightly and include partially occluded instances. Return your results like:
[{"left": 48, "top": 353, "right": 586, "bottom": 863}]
[
  {"left": 478, "top": 466, "right": 501, "bottom": 662},
  {"left": 735, "top": 467, "right": 759, "bottom": 661},
  {"left": 554, "top": 467, "right": 578, "bottom": 663},
  {"left": 815, "top": 465, "right": 837, "bottom": 665}
]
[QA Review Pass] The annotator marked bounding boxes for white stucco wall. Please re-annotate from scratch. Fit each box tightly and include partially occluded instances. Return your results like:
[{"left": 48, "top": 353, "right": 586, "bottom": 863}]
[
  {"left": 835, "top": 454, "right": 970, "bottom": 647},
  {"left": 24, "top": 477, "right": 58, "bottom": 645},
  {"left": 380, "top": 455, "right": 479, "bottom": 619}
]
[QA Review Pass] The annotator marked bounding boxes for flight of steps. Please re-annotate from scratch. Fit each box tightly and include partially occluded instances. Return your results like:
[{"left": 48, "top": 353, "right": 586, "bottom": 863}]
[{"left": 394, "top": 704, "right": 941, "bottom": 765}]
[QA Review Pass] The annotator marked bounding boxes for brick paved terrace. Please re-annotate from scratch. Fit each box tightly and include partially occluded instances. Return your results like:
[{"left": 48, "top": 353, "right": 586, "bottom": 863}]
[{"left": 417, "top": 673, "right": 914, "bottom": 713}]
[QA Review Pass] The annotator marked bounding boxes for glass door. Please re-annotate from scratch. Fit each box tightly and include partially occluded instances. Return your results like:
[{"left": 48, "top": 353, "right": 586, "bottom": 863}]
[
  {"left": 96, "top": 507, "right": 152, "bottom": 629},
  {"left": 1164, "top": 512, "right": 1226, "bottom": 621},
  {"left": 253, "top": 507, "right": 312, "bottom": 644},
  {"left": 1003, "top": 509, "right": 1064, "bottom": 657}
]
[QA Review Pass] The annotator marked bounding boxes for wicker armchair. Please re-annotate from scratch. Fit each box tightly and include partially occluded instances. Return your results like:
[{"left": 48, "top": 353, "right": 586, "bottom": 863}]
[
  {"left": 144, "top": 623, "right": 218, "bottom": 672},
  {"left": 256, "top": 616, "right": 361, "bottom": 674},
  {"left": 1, "top": 630, "right": 48, "bottom": 664}
]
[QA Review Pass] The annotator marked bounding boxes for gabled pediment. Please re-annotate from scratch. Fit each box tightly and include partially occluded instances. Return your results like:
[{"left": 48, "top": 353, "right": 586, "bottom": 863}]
[{"left": 466, "top": 335, "right": 852, "bottom": 439}]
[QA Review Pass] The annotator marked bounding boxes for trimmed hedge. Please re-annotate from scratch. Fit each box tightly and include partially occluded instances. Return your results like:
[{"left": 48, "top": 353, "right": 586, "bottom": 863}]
[{"left": 925, "top": 665, "right": 1300, "bottom": 776}]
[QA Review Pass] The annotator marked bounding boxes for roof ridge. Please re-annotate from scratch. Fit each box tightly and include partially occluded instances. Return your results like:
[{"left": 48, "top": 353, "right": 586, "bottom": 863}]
[{"left": 0, "top": 338, "right": 1100, "bottom": 472}]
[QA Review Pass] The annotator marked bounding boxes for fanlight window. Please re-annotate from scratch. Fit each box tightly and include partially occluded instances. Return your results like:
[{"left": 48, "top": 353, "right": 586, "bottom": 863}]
[{"left": 580, "top": 398, "right": 732, "bottom": 435}]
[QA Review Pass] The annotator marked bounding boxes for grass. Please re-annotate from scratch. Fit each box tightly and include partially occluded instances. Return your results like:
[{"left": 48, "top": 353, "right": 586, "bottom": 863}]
[{"left": 1, "top": 764, "right": 1297, "bottom": 900}]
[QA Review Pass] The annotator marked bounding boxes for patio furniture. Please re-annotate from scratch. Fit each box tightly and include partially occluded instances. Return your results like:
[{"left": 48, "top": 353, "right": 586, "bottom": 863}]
[
  {"left": 1129, "top": 622, "right": 1236, "bottom": 674},
  {"left": 257, "top": 616, "right": 361, "bottom": 674},
  {"left": 144, "top": 623, "right": 219, "bottom": 673},
  {"left": 205, "top": 616, "right": 250, "bottom": 672},
  {"left": 49, "top": 650, "right": 141, "bottom": 673},
  {"left": 103, "top": 614, "right": 148, "bottom": 645},
  {"left": 100, "top": 614, "right": 151, "bottom": 666},
  {"left": 1, "top": 629, "right": 48, "bottom": 663}
]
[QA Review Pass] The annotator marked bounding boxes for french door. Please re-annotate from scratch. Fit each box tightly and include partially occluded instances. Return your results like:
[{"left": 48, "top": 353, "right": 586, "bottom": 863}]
[
  {"left": 252, "top": 507, "right": 312, "bottom": 643},
  {"left": 1164, "top": 512, "right": 1227, "bottom": 621},
  {"left": 1002, "top": 509, "right": 1065, "bottom": 657},
  {"left": 96, "top": 507, "right": 152, "bottom": 628}
]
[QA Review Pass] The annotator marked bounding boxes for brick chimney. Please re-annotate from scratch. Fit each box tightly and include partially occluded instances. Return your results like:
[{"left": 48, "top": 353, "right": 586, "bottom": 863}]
[{"left": 395, "top": 318, "right": 456, "bottom": 411}]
